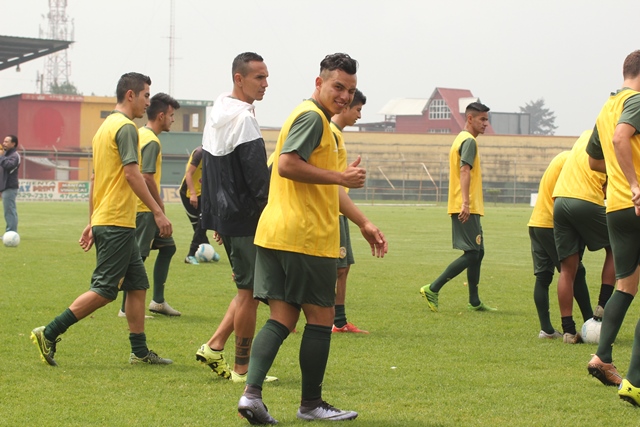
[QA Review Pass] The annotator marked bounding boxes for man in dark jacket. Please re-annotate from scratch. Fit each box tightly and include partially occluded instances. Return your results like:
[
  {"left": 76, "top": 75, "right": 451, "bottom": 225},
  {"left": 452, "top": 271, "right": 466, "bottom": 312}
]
[
  {"left": 195, "top": 52, "right": 275, "bottom": 383},
  {"left": 0, "top": 135, "right": 20, "bottom": 232}
]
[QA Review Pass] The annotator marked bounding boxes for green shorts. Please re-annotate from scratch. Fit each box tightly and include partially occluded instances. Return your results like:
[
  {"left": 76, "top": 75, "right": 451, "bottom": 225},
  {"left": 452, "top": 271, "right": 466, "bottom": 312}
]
[
  {"left": 90, "top": 226, "right": 149, "bottom": 300},
  {"left": 135, "top": 212, "right": 175, "bottom": 257},
  {"left": 553, "top": 197, "right": 609, "bottom": 261},
  {"left": 451, "top": 214, "right": 484, "bottom": 252},
  {"left": 254, "top": 246, "right": 338, "bottom": 308},
  {"left": 220, "top": 235, "right": 257, "bottom": 290},
  {"left": 607, "top": 207, "right": 640, "bottom": 280},
  {"left": 337, "top": 215, "right": 355, "bottom": 269},
  {"left": 529, "top": 226, "right": 560, "bottom": 275}
]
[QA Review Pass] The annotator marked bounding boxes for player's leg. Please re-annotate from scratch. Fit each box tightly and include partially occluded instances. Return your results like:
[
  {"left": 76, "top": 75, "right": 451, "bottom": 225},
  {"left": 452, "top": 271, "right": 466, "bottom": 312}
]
[
  {"left": 572, "top": 262, "right": 593, "bottom": 322},
  {"left": 3, "top": 187, "right": 18, "bottom": 232},
  {"left": 530, "top": 227, "right": 560, "bottom": 337},
  {"left": 197, "top": 297, "right": 235, "bottom": 379},
  {"left": 595, "top": 246, "right": 616, "bottom": 318}
]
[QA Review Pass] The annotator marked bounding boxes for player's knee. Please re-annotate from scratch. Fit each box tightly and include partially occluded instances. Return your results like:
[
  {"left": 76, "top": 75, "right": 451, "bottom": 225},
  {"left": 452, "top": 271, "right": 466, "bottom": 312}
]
[
  {"left": 535, "top": 271, "right": 553, "bottom": 287},
  {"left": 159, "top": 244, "right": 177, "bottom": 258}
]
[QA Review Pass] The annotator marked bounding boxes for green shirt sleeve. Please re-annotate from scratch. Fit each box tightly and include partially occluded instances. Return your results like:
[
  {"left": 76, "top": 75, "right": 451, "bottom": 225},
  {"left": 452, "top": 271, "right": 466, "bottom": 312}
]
[
  {"left": 115, "top": 123, "right": 139, "bottom": 166},
  {"left": 140, "top": 140, "right": 160, "bottom": 174},
  {"left": 586, "top": 124, "right": 604, "bottom": 160},
  {"left": 619, "top": 93, "right": 640, "bottom": 134},
  {"left": 281, "top": 111, "right": 324, "bottom": 161},
  {"left": 459, "top": 138, "right": 477, "bottom": 168}
]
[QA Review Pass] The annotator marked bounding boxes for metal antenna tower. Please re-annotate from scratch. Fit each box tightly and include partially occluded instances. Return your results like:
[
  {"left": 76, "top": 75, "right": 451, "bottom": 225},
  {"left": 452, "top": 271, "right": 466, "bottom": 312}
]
[{"left": 39, "top": 0, "right": 74, "bottom": 93}]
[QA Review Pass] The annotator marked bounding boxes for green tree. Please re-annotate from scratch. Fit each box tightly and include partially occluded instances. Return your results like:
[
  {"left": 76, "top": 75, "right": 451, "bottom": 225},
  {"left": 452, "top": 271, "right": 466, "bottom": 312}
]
[
  {"left": 519, "top": 98, "right": 557, "bottom": 135},
  {"left": 49, "top": 81, "right": 81, "bottom": 95}
]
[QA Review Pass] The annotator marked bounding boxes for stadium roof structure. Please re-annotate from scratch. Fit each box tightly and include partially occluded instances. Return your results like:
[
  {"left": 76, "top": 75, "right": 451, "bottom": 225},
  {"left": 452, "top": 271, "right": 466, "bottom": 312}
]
[{"left": 0, "top": 35, "right": 73, "bottom": 71}]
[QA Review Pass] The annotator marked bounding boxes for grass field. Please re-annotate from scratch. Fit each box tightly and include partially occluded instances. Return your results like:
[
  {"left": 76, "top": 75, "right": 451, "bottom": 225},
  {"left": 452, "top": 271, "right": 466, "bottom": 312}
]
[{"left": 2, "top": 202, "right": 640, "bottom": 426}]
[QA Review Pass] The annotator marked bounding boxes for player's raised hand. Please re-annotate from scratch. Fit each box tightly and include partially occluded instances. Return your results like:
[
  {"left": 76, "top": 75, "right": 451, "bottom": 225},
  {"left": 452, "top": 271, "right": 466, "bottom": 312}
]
[
  {"left": 79, "top": 224, "right": 94, "bottom": 252},
  {"left": 341, "top": 155, "right": 366, "bottom": 189},
  {"left": 359, "top": 221, "right": 388, "bottom": 258}
]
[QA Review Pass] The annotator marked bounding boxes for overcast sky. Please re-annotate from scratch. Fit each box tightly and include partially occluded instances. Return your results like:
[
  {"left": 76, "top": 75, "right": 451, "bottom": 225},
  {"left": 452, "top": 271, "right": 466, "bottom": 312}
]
[{"left": 2, "top": 0, "right": 639, "bottom": 136}]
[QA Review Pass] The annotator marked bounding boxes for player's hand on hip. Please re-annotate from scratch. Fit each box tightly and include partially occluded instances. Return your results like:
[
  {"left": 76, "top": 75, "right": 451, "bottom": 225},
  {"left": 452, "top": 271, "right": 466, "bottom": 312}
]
[{"left": 341, "top": 156, "right": 366, "bottom": 189}]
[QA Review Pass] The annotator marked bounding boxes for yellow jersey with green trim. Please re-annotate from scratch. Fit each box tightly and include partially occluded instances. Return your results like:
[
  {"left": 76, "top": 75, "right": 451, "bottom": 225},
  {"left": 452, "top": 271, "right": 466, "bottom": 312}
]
[
  {"left": 552, "top": 130, "right": 606, "bottom": 206},
  {"left": 186, "top": 148, "right": 202, "bottom": 198},
  {"left": 136, "top": 126, "right": 162, "bottom": 213},
  {"left": 91, "top": 112, "right": 139, "bottom": 228},
  {"left": 528, "top": 151, "right": 570, "bottom": 228},
  {"left": 254, "top": 100, "right": 340, "bottom": 257},
  {"left": 593, "top": 89, "right": 640, "bottom": 212},
  {"left": 447, "top": 130, "right": 484, "bottom": 215}
]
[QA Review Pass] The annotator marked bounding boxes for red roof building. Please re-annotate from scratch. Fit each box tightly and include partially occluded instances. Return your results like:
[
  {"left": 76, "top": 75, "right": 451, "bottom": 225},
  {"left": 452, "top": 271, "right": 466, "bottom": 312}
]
[{"left": 378, "top": 87, "right": 495, "bottom": 135}]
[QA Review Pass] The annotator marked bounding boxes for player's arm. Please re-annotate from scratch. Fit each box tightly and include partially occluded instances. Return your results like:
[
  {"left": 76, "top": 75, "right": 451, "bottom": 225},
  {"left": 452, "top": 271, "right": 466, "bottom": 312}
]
[
  {"left": 140, "top": 141, "right": 164, "bottom": 212},
  {"left": 459, "top": 164, "right": 471, "bottom": 222},
  {"left": 612, "top": 122, "right": 640, "bottom": 212},
  {"left": 587, "top": 125, "right": 606, "bottom": 173},
  {"left": 339, "top": 186, "right": 387, "bottom": 258},
  {"left": 278, "top": 111, "right": 366, "bottom": 188},
  {"left": 236, "top": 137, "right": 270, "bottom": 206},
  {"left": 124, "top": 163, "right": 171, "bottom": 236},
  {"left": 185, "top": 163, "right": 198, "bottom": 208},
  {"left": 79, "top": 172, "right": 95, "bottom": 252},
  {"left": 117, "top": 124, "right": 172, "bottom": 236}
]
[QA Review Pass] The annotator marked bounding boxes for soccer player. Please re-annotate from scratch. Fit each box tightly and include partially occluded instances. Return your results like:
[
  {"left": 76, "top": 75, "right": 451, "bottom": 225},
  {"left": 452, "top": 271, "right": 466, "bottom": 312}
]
[
  {"left": 552, "top": 129, "right": 614, "bottom": 344},
  {"left": 196, "top": 52, "right": 275, "bottom": 383},
  {"left": 119, "top": 93, "right": 182, "bottom": 317},
  {"left": 179, "top": 145, "right": 210, "bottom": 265},
  {"left": 586, "top": 50, "right": 640, "bottom": 396},
  {"left": 31, "top": 72, "right": 173, "bottom": 366},
  {"left": 420, "top": 102, "right": 495, "bottom": 312},
  {"left": 0, "top": 134, "right": 20, "bottom": 232},
  {"left": 237, "top": 53, "right": 387, "bottom": 425},
  {"left": 330, "top": 88, "right": 368, "bottom": 334}
]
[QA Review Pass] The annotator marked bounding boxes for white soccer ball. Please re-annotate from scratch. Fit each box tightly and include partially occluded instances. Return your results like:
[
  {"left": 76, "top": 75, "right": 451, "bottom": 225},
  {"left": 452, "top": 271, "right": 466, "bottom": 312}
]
[
  {"left": 3, "top": 231, "right": 20, "bottom": 247},
  {"left": 581, "top": 318, "right": 602, "bottom": 344},
  {"left": 195, "top": 243, "right": 220, "bottom": 262}
]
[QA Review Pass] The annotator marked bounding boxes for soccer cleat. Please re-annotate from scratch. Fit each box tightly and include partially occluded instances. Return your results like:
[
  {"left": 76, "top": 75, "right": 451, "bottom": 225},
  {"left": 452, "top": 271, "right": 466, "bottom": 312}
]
[
  {"left": 588, "top": 354, "right": 622, "bottom": 386},
  {"left": 149, "top": 300, "right": 181, "bottom": 316},
  {"left": 30, "top": 326, "right": 60, "bottom": 367},
  {"left": 184, "top": 255, "right": 199, "bottom": 265},
  {"left": 238, "top": 395, "right": 278, "bottom": 425},
  {"left": 593, "top": 305, "right": 604, "bottom": 321},
  {"left": 332, "top": 322, "right": 369, "bottom": 334},
  {"left": 420, "top": 285, "right": 439, "bottom": 312},
  {"left": 118, "top": 309, "right": 154, "bottom": 319},
  {"left": 129, "top": 350, "right": 173, "bottom": 365},
  {"left": 467, "top": 302, "right": 497, "bottom": 312},
  {"left": 231, "top": 370, "right": 278, "bottom": 383},
  {"left": 296, "top": 401, "right": 358, "bottom": 421},
  {"left": 538, "top": 329, "right": 562, "bottom": 339},
  {"left": 619, "top": 379, "right": 640, "bottom": 407},
  {"left": 195, "top": 344, "right": 231, "bottom": 379},
  {"left": 562, "top": 332, "right": 583, "bottom": 344}
]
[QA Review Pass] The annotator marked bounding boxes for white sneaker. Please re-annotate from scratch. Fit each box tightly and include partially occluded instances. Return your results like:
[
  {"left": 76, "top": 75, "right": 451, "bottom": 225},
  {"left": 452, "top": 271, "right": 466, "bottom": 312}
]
[
  {"left": 296, "top": 401, "right": 358, "bottom": 421},
  {"left": 118, "top": 309, "right": 153, "bottom": 319},
  {"left": 148, "top": 300, "right": 181, "bottom": 316},
  {"left": 538, "top": 329, "right": 562, "bottom": 339}
]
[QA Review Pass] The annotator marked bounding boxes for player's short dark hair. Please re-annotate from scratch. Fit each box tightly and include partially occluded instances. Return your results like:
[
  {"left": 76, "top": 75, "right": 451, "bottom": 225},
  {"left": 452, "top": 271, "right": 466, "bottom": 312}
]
[
  {"left": 350, "top": 89, "right": 367, "bottom": 108},
  {"left": 6, "top": 134, "right": 18, "bottom": 147},
  {"left": 320, "top": 53, "right": 358, "bottom": 77},
  {"left": 465, "top": 102, "right": 490, "bottom": 115},
  {"left": 623, "top": 50, "right": 640, "bottom": 79},
  {"left": 232, "top": 52, "right": 264, "bottom": 80},
  {"left": 147, "top": 93, "right": 180, "bottom": 120},
  {"left": 116, "top": 72, "right": 152, "bottom": 103}
]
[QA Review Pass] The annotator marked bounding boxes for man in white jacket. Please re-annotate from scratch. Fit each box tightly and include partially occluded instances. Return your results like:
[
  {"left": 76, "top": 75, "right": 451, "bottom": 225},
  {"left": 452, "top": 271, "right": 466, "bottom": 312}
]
[{"left": 195, "top": 52, "right": 276, "bottom": 383}]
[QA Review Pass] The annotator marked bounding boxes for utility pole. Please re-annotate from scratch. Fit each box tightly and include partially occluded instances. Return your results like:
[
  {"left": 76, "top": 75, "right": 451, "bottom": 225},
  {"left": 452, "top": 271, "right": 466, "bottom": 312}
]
[{"left": 39, "top": 0, "right": 74, "bottom": 94}]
